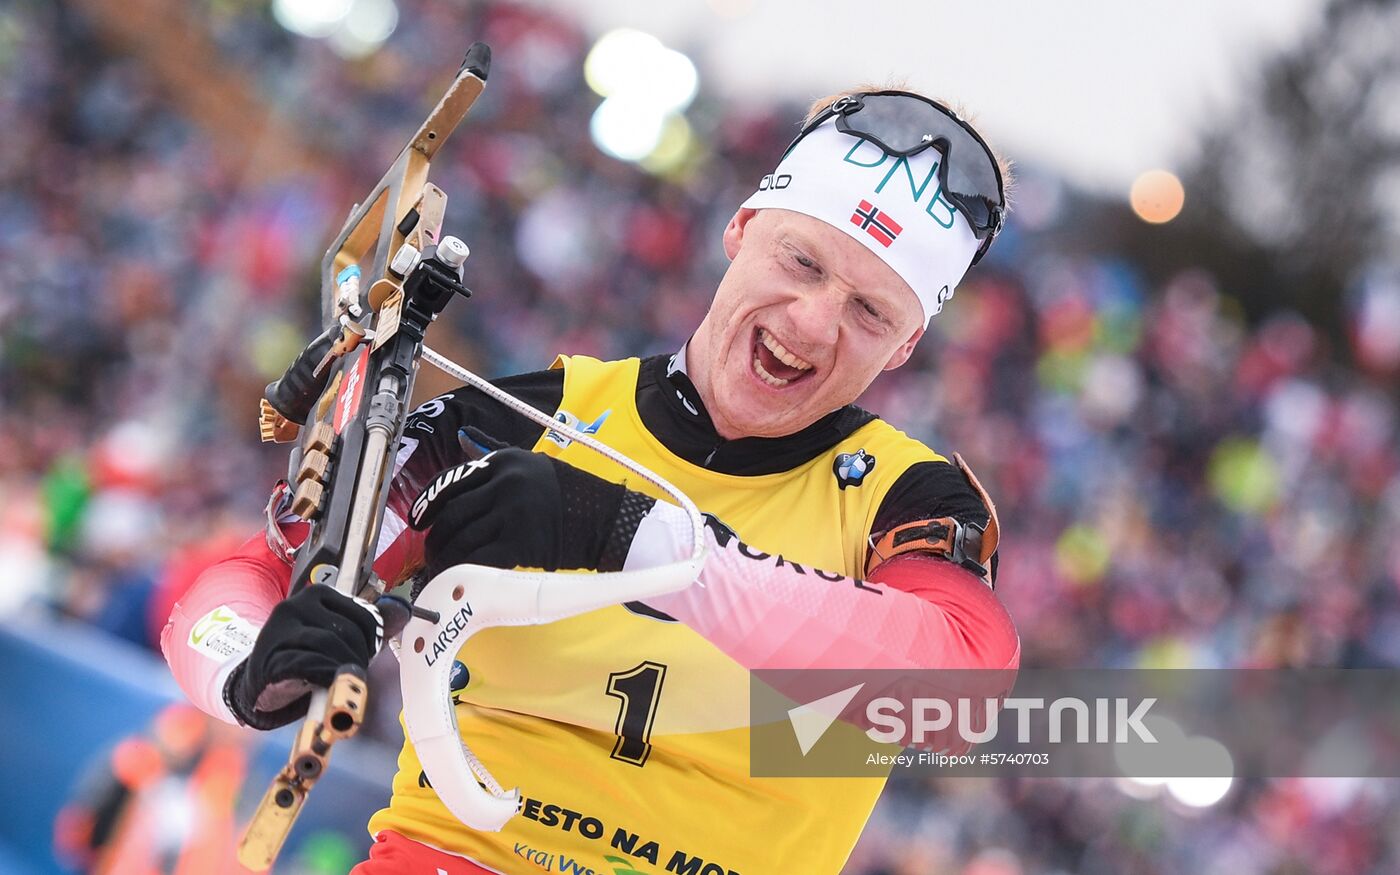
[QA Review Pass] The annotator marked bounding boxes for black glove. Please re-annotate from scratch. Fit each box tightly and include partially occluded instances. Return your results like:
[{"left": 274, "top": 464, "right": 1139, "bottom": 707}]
[
  {"left": 223, "top": 585, "right": 384, "bottom": 730},
  {"left": 410, "top": 427, "right": 656, "bottom": 580}
]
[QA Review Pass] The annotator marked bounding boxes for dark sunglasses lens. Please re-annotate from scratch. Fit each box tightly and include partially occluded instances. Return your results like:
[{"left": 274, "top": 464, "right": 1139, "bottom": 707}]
[
  {"left": 942, "top": 141, "right": 1002, "bottom": 216},
  {"left": 845, "top": 95, "right": 1003, "bottom": 216},
  {"left": 950, "top": 194, "right": 994, "bottom": 234},
  {"left": 844, "top": 94, "right": 943, "bottom": 154}
]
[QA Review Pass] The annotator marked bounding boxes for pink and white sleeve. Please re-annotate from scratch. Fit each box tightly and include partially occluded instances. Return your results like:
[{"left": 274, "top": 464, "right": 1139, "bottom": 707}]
[
  {"left": 158, "top": 531, "right": 297, "bottom": 724},
  {"left": 160, "top": 509, "right": 424, "bottom": 725},
  {"left": 625, "top": 502, "right": 1020, "bottom": 672}
]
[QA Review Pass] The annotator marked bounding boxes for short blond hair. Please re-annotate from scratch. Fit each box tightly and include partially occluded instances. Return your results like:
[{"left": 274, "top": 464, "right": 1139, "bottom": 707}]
[{"left": 803, "top": 84, "right": 1014, "bottom": 212}]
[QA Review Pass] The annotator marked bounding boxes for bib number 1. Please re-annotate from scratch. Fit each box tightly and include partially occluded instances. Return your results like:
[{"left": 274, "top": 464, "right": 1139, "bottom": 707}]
[{"left": 605, "top": 662, "right": 667, "bottom": 767}]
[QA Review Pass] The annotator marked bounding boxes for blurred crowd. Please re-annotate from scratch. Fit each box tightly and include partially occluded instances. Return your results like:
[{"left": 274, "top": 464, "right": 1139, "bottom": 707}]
[{"left": 3, "top": 1, "right": 1399, "bottom": 873}]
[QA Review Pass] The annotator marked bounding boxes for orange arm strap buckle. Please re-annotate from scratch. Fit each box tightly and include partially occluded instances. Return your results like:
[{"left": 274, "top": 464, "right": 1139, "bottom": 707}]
[{"left": 864, "top": 453, "right": 1001, "bottom": 586}]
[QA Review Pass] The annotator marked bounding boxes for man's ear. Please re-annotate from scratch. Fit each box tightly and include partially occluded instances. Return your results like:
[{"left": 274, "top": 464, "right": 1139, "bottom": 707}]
[
  {"left": 722, "top": 208, "right": 759, "bottom": 261},
  {"left": 883, "top": 325, "right": 925, "bottom": 371}
]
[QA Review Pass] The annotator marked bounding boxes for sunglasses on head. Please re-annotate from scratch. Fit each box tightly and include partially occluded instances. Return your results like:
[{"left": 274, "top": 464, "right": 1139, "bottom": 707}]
[{"left": 792, "top": 91, "right": 1006, "bottom": 264}]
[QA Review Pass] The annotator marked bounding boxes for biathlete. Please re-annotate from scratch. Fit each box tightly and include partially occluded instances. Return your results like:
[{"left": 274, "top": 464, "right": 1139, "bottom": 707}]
[{"left": 163, "top": 88, "right": 1021, "bottom": 874}]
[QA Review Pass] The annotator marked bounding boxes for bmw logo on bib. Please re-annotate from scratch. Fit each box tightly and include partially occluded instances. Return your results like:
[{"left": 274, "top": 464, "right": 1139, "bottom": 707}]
[
  {"left": 833, "top": 449, "right": 876, "bottom": 489},
  {"left": 449, "top": 660, "right": 471, "bottom": 703}
]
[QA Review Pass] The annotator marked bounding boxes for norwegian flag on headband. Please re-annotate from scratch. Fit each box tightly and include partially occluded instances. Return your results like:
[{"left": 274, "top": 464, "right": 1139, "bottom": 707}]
[{"left": 850, "top": 200, "right": 903, "bottom": 248}]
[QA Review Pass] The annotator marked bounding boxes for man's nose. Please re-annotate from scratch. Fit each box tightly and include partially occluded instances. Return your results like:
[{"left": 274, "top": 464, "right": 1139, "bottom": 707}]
[{"left": 787, "top": 286, "right": 842, "bottom": 348}]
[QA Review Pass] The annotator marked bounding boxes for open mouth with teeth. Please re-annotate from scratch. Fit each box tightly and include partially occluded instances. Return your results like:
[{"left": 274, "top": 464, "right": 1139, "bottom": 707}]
[{"left": 751, "top": 327, "right": 815, "bottom": 388}]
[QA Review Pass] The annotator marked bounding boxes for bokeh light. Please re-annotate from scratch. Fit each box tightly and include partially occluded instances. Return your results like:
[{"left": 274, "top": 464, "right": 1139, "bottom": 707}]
[
  {"left": 272, "top": 0, "right": 399, "bottom": 57},
  {"left": 585, "top": 29, "right": 698, "bottom": 167},
  {"left": 586, "top": 30, "right": 663, "bottom": 98},
  {"left": 1130, "top": 169, "right": 1186, "bottom": 223},
  {"left": 1208, "top": 437, "right": 1281, "bottom": 515},
  {"left": 590, "top": 95, "right": 668, "bottom": 162},
  {"left": 1168, "top": 773, "right": 1234, "bottom": 808},
  {"left": 1166, "top": 736, "right": 1234, "bottom": 809},
  {"left": 271, "top": 0, "right": 353, "bottom": 39},
  {"left": 1053, "top": 523, "right": 1111, "bottom": 586},
  {"left": 584, "top": 29, "right": 698, "bottom": 112},
  {"left": 639, "top": 113, "right": 696, "bottom": 175},
  {"left": 328, "top": 0, "right": 400, "bottom": 59},
  {"left": 1116, "top": 717, "right": 1235, "bottom": 811}
]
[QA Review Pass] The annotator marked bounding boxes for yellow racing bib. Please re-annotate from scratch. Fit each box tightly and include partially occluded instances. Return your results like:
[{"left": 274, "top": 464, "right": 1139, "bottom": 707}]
[{"left": 369, "top": 356, "right": 947, "bottom": 874}]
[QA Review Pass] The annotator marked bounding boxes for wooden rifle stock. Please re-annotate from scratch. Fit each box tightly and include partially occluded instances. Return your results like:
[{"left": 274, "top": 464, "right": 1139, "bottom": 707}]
[{"left": 238, "top": 42, "right": 492, "bottom": 871}]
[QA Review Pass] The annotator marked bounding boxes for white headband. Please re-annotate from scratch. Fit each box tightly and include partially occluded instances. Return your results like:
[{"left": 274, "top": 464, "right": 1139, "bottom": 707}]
[{"left": 741, "top": 119, "right": 983, "bottom": 325}]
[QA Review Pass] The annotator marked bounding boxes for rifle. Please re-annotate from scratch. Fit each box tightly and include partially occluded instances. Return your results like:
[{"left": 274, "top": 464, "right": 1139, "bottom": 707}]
[
  {"left": 236, "top": 39, "right": 710, "bottom": 868},
  {"left": 236, "top": 41, "right": 492, "bottom": 871}
]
